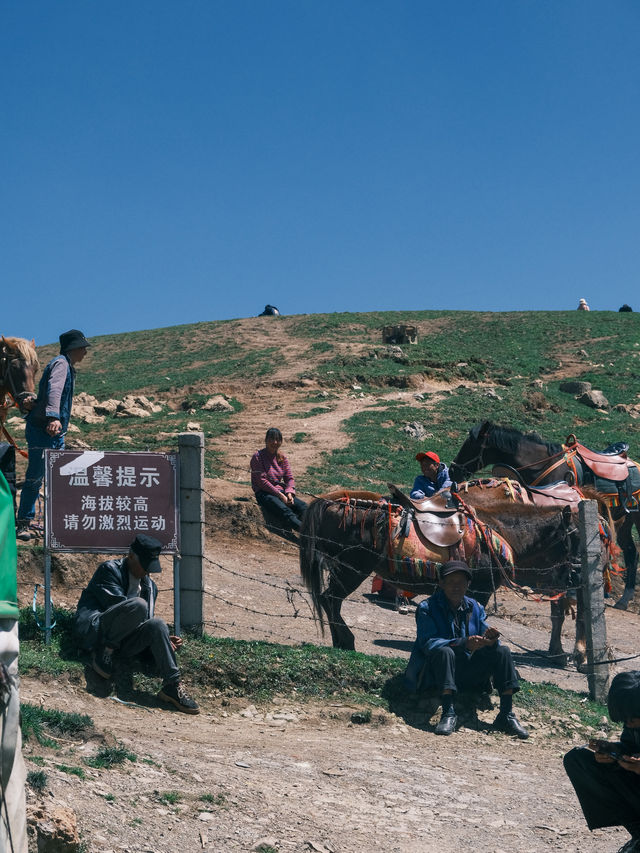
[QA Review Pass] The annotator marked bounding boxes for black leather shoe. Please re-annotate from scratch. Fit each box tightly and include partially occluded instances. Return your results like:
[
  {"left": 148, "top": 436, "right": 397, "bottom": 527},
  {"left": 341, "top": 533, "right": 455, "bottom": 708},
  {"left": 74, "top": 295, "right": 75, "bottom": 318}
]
[
  {"left": 435, "top": 711, "right": 457, "bottom": 735},
  {"left": 493, "top": 711, "right": 529, "bottom": 740}
]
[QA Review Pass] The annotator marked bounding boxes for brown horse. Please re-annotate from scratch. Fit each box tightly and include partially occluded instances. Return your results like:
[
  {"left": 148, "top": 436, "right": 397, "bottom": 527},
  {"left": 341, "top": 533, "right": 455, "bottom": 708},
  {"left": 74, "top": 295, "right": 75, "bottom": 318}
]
[
  {"left": 300, "top": 493, "right": 583, "bottom": 658},
  {"left": 418, "top": 478, "right": 617, "bottom": 668},
  {"left": 0, "top": 336, "right": 39, "bottom": 418},
  {"left": 450, "top": 421, "right": 640, "bottom": 609}
]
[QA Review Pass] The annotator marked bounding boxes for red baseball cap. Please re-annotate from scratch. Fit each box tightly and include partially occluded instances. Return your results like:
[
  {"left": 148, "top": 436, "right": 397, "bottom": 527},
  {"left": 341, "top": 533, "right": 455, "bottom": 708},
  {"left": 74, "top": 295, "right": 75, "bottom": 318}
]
[{"left": 416, "top": 450, "right": 440, "bottom": 464}]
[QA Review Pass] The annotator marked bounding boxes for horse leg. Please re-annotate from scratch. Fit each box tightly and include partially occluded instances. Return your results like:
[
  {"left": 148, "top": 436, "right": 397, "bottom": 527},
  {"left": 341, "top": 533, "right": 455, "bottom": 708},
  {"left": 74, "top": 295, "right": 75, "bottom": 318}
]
[
  {"left": 318, "top": 564, "right": 367, "bottom": 651},
  {"left": 614, "top": 515, "right": 638, "bottom": 610},
  {"left": 549, "top": 598, "right": 568, "bottom": 668}
]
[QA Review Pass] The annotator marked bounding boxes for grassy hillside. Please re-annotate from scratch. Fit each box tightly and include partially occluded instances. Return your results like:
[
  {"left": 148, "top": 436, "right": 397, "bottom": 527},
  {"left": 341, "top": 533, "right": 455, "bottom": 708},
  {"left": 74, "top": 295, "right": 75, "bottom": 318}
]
[{"left": 35, "top": 309, "right": 640, "bottom": 491}]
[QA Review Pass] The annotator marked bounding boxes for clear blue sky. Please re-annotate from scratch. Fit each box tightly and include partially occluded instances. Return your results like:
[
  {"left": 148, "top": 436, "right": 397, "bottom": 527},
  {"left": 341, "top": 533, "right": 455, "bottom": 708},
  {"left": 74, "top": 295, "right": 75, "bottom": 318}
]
[{"left": 3, "top": 2, "right": 639, "bottom": 346}]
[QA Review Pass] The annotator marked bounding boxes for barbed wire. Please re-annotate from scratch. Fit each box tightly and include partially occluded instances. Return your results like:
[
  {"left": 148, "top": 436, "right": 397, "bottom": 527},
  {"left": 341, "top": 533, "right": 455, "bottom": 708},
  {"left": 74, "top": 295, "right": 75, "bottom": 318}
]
[{"left": 16, "top": 490, "right": 639, "bottom": 669}]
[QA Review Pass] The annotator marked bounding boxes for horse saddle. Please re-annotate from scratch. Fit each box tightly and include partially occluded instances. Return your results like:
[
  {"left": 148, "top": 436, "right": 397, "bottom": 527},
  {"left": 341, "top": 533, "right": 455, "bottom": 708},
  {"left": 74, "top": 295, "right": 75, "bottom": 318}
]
[
  {"left": 524, "top": 481, "right": 584, "bottom": 508},
  {"left": 387, "top": 484, "right": 465, "bottom": 547},
  {"left": 571, "top": 441, "right": 631, "bottom": 482}
]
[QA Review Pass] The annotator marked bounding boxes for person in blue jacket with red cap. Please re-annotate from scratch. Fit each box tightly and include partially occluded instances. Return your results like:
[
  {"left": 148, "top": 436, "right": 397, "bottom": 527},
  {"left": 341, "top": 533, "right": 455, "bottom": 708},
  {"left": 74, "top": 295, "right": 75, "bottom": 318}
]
[{"left": 410, "top": 450, "right": 452, "bottom": 499}]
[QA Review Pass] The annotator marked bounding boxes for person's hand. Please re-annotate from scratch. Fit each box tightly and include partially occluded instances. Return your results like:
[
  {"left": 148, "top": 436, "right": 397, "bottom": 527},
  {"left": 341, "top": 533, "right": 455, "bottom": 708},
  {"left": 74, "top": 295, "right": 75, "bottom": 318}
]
[
  {"left": 285, "top": 493, "right": 294, "bottom": 506},
  {"left": 483, "top": 627, "right": 500, "bottom": 645},
  {"left": 46, "top": 419, "right": 62, "bottom": 436},
  {"left": 466, "top": 635, "right": 493, "bottom": 652},
  {"left": 594, "top": 750, "right": 617, "bottom": 764},
  {"left": 277, "top": 492, "right": 289, "bottom": 504},
  {"left": 169, "top": 635, "right": 183, "bottom": 652},
  {"left": 618, "top": 755, "right": 640, "bottom": 774}
]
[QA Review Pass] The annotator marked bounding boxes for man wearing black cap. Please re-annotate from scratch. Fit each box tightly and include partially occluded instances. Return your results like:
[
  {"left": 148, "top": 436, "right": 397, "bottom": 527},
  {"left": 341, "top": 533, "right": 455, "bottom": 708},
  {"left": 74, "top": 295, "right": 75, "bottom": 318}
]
[
  {"left": 74, "top": 534, "right": 199, "bottom": 714},
  {"left": 564, "top": 671, "right": 640, "bottom": 853},
  {"left": 16, "top": 329, "right": 90, "bottom": 541},
  {"left": 405, "top": 559, "right": 528, "bottom": 738}
]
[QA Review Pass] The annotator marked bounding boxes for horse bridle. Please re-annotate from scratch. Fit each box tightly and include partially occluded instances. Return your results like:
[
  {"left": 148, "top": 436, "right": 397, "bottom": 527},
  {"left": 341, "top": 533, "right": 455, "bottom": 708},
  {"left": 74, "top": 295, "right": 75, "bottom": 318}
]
[
  {"left": 454, "top": 430, "right": 490, "bottom": 479},
  {"left": 0, "top": 346, "right": 36, "bottom": 408}
]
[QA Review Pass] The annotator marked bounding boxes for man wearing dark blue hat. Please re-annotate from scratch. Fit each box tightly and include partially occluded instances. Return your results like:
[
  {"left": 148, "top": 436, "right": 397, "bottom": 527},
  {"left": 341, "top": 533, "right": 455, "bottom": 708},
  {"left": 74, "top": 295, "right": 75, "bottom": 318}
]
[
  {"left": 16, "top": 329, "right": 91, "bottom": 541},
  {"left": 405, "top": 559, "right": 528, "bottom": 738},
  {"left": 74, "top": 534, "right": 199, "bottom": 714},
  {"left": 564, "top": 671, "right": 640, "bottom": 853}
]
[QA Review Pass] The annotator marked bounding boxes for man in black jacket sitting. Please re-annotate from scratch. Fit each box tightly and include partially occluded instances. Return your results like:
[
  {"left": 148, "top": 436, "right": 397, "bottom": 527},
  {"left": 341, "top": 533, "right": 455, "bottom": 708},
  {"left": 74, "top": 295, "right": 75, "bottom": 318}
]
[
  {"left": 74, "top": 534, "right": 199, "bottom": 714},
  {"left": 564, "top": 671, "right": 640, "bottom": 852}
]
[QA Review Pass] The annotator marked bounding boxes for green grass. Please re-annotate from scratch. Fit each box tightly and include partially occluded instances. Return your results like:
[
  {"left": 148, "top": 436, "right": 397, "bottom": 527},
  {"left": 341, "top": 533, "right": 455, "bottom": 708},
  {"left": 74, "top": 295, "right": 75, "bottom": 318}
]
[
  {"left": 85, "top": 745, "right": 137, "bottom": 769},
  {"left": 156, "top": 790, "right": 181, "bottom": 805},
  {"left": 21, "top": 703, "right": 93, "bottom": 747},
  {"left": 55, "top": 763, "right": 87, "bottom": 779},
  {"left": 32, "top": 307, "right": 640, "bottom": 490},
  {"left": 18, "top": 609, "right": 610, "bottom": 740},
  {"left": 27, "top": 769, "right": 48, "bottom": 793}
]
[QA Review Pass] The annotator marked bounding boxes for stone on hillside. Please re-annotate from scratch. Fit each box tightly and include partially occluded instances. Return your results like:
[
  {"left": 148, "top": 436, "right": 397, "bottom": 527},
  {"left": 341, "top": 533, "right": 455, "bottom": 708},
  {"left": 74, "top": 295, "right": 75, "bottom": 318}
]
[
  {"left": 578, "top": 389, "right": 609, "bottom": 409},
  {"left": 403, "top": 421, "right": 428, "bottom": 440},
  {"left": 72, "top": 405, "right": 105, "bottom": 424},
  {"left": 202, "top": 395, "right": 234, "bottom": 413},
  {"left": 93, "top": 399, "right": 120, "bottom": 415},
  {"left": 115, "top": 404, "right": 151, "bottom": 418},
  {"left": 29, "top": 803, "right": 80, "bottom": 852},
  {"left": 66, "top": 424, "right": 81, "bottom": 433},
  {"left": 73, "top": 391, "right": 99, "bottom": 407},
  {"left": 614, "top": 403, "right": 640, "bottom": 419},
  {"left": 559, "top": 380, "right": 592, "bottom": 395},
  {"left": 120, "top": 394, "right": 162, "bottom": 414},
  {"left": 6, "top": 416, "right": 24, "bottom": 427},
  {"left": 187, "top": 421, "right": 201, "bottom": 431},
  {"left": 484, "top": 389, "right": 502, "bottom": 400},
  {"left": 528, "top": 379, "right": 544, "bottom": 389}
]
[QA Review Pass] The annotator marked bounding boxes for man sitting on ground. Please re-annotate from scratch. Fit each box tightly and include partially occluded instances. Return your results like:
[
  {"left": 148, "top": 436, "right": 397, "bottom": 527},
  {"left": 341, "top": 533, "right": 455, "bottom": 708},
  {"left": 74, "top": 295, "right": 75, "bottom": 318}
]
[
  {"left": 564, "top": 671, "right": 640, "bottom": 853},
  {"left": 410, "top": 451, "right": 452, "bottom": 500},
  {"left": 404, "top": 559, "right": 528, "bottom": 738},
  {"left": 73, "top": 534, "right": 199, "bottom": 714}
]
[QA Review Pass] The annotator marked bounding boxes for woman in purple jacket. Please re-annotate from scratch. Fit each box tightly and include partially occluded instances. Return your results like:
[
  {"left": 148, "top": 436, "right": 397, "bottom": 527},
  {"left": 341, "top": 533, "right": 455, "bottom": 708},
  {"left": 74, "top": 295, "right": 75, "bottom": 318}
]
[{"left": 250, "top": 428, "right": 307, "bottom": 530}]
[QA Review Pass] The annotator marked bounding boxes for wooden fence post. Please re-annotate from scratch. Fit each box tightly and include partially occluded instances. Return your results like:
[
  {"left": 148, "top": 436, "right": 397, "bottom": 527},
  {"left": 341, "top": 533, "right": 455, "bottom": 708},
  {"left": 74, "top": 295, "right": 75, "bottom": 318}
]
[
  {"left": 178, "top": 432, "right": 205, "bottom": 635},
  {"left": 579, "top": 499, "right": 610, "bottom": 703}
]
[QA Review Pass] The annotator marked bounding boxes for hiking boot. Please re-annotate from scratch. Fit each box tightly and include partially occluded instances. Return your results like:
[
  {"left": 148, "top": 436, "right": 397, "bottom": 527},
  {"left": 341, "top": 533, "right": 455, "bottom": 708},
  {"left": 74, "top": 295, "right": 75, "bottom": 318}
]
[
  {"left": 16, "top": 520, "right": 33, "bottom": 541},
  {"left": 493, "top": 710, "right": 529, "bottom": 740},
  {"left": 435, "top": 710, "right": 457, "bottom": 736},
  {"left": 92, "top": 646, "right": 114, "bottom": 680},
  {"left": 158, "top": 681, "right": 200, "bottom": 715}
]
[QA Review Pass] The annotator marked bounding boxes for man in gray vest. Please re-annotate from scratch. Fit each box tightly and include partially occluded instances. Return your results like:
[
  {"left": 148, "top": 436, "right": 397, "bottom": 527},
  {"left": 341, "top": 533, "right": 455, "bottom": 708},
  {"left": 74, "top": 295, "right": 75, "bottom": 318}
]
[{"left": 17, "top": 328, "right": 90, "bottom": 541}]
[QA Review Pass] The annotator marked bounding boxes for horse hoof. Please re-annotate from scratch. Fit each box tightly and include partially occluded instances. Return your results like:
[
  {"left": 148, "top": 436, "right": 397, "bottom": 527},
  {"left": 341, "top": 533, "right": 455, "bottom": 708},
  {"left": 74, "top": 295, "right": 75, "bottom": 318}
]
[{"left": 614, "top": 591, "right": 633, "bottom": 610}]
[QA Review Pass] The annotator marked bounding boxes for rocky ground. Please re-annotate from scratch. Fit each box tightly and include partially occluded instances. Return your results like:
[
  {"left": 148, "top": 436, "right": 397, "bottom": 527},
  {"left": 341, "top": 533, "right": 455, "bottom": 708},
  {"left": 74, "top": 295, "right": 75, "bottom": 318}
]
[{"left": 21, "top": 487, "right": 640, "bottom": 853}]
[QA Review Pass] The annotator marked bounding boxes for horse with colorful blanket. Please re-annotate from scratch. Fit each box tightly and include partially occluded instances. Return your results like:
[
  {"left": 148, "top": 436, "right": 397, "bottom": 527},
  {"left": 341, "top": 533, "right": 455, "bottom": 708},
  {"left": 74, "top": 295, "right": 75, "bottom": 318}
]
[{"left": 300, "top": 490, "right": 593, "bottom": 665}]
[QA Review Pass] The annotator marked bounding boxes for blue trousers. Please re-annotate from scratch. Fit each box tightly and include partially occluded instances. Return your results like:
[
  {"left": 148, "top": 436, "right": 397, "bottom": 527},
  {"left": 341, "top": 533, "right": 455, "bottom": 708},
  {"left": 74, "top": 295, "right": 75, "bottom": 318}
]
[
  {"left": 255, "top": 491, "right": 307, "bottom": 530},
  {"left": 17, "top": 422, "right": 64, "bottom": 521}
]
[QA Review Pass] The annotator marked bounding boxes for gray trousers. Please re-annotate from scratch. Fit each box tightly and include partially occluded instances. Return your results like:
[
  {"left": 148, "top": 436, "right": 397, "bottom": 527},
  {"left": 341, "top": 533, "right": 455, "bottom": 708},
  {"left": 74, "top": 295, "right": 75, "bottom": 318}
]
[
  {"left": 98, "top": 598, "right": 180, "bottom": 686},
  {"left": 0, "top": 619, "right": 27, "bottom": 853}
]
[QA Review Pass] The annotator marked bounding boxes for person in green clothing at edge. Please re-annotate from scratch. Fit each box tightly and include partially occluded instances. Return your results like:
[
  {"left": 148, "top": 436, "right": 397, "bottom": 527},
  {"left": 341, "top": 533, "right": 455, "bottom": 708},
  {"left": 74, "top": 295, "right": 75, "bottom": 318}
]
[{"left": 0, "top": 456, "right": 28, "bottom": 852}]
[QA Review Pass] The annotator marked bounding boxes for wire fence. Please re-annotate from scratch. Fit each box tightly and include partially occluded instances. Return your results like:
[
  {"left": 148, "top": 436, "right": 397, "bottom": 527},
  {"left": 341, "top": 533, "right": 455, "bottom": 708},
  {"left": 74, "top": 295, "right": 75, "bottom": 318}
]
[{"left": 18, "top": 487, "right": 640, "bottom": 671}]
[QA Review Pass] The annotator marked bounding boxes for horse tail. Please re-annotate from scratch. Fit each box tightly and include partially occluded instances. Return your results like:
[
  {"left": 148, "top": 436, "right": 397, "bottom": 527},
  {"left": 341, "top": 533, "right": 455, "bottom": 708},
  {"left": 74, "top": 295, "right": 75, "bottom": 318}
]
[{"left": 299, "top": 498, "right": 328, "bottom": 634}]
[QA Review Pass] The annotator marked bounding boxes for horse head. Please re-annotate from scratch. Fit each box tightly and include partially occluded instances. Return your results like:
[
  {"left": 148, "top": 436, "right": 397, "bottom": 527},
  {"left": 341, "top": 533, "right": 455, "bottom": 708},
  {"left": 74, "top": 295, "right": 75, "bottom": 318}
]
[
  {"left": 450, "top": 421, "right": 494, "bottom": 481},
  {"left": 0, "top": 336, "right": 39, "bottom": 414}
]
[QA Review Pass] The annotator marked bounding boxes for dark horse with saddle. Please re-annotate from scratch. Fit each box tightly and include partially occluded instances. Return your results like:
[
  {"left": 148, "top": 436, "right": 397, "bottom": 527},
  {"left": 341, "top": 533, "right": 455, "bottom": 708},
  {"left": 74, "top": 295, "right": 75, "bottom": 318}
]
[
  {"left": 450, "top": 421, "right": 640, "bottom": 609},
  {"left": 300, "top": 482, "right": 615, "bottom": 668}
]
